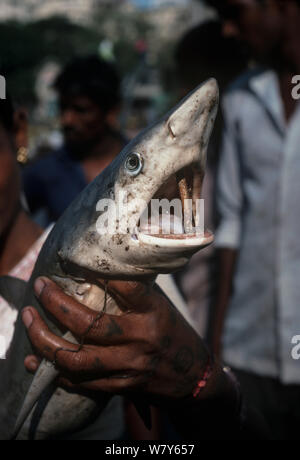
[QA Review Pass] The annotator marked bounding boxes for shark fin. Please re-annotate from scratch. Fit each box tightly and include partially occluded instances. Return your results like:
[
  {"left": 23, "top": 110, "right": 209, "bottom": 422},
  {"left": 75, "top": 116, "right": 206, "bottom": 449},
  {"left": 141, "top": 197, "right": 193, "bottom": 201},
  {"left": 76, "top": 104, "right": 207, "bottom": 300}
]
[
  {"left": 132, "top": 399, "right": 152, "bottom": 431},
  {"left": 13, "top": 359, "right": 59, "bottom": 439},
  {"left": 0, "top": 276, "right": 28, "bottom": 310}
]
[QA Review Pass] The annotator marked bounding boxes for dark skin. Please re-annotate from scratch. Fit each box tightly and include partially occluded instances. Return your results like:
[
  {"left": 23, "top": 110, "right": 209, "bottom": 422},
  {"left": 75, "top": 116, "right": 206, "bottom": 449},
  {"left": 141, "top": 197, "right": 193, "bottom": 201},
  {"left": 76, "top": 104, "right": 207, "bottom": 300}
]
[
  {"left": 211, "top": 0, "right": 300, "bottom": 357},
  {"left": 23, "top": 278, "right": 216, "bottom": 397},
  {"left": 0, "top": 117, "right": 42, "bottom": 276},
  {"left": 59, "top": 94, "right": 123, "bottom": 183},
  {"left": 21, "top": 277, "right": 240, "bottom": 438}
]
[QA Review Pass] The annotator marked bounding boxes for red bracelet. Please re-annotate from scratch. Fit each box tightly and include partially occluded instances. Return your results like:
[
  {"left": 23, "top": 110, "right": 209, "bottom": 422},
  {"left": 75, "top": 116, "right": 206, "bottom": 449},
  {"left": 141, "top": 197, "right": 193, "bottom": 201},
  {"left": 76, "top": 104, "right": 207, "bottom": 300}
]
[{"left": 192, "top": 358, "right": 213, "bottom": 399}]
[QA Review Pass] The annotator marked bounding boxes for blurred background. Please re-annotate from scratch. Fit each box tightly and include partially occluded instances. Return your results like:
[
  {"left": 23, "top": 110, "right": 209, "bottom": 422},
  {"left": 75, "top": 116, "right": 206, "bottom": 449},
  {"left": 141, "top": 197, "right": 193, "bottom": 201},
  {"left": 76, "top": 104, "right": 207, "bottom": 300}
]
[
  {"left": 2, "top": 0, "right": 300, "bottom": 441},
  {"left": 0, "top": 0, "right": 249, "bottom": 337},
  {"left": 0, "top": 0, "right": 214, "bottom": 154}
]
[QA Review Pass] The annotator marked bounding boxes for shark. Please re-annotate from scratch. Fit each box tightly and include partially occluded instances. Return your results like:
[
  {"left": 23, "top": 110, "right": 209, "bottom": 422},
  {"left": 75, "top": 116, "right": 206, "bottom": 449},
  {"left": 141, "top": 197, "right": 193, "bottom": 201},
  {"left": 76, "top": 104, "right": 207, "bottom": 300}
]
[{"left": 0, "top": 78, "right": 219, "bottom": 439}]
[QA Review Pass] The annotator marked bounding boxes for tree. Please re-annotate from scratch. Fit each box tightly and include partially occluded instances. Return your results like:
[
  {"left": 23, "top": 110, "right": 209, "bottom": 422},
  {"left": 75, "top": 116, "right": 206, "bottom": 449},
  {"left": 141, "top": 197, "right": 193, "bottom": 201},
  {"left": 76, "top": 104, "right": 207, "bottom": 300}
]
[{"left": 0, "top": 16, "right": 102, "bottom": 106}]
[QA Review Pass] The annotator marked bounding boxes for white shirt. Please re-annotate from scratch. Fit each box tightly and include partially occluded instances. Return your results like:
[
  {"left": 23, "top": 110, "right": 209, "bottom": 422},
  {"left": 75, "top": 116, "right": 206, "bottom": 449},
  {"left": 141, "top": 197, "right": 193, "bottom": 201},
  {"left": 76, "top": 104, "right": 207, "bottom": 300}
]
[
  {"left": 0, "top": 228, "right": 51, "bottom": 358},
  {"left": 215, "top": 68, "right": 300, "bottom": 384}
]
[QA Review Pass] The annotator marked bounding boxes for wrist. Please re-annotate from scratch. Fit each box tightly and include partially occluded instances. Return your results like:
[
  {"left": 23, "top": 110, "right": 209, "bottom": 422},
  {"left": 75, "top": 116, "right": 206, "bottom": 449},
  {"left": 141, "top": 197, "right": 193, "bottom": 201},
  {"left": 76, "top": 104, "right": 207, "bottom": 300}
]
[
  {"left": 192, "top": 361, "right": 243, "bottom": 417},
  {"left": 167, "top": 359, "right": 243, "bottom": 425}
]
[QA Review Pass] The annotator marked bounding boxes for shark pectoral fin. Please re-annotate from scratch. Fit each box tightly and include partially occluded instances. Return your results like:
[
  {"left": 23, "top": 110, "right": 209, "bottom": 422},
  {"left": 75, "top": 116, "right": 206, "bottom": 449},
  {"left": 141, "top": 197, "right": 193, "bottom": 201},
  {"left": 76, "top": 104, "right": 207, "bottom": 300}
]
[
  {"left": 13, "top": 359, "right": 59, "bottom": 440},
  {"left": 132, "top": 398, "right": 152, "bottom": 431},
  {"left": 0, "top": 276, "right": 28, "bottom": 311}
]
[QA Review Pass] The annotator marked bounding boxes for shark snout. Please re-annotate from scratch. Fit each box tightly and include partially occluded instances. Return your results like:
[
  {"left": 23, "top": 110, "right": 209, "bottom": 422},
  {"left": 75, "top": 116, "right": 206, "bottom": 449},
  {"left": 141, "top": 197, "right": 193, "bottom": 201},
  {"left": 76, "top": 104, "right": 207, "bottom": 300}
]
[
  {"left": 130, "top": 78, "right": 219, "bottom": 253},
  {"left": 167, "top": 78, "right": 219, "bottom": 148}
]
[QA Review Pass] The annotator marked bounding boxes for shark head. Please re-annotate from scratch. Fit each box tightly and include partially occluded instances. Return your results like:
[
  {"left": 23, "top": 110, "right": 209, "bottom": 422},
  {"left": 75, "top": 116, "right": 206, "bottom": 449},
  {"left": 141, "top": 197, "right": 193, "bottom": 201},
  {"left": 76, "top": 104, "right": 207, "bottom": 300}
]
[
  {"left": 56, "top": 78, "right": 219, "bottom": 280},
  {"left": 5, "top": 79, "right": 218, "bottom": 441}
]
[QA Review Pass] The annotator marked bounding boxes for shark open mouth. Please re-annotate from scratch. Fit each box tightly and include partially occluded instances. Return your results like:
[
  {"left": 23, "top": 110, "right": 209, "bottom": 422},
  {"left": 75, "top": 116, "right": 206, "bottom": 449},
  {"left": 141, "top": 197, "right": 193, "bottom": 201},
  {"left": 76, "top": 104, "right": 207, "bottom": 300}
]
[{"left": 135, "top": 163, "right": 214, "bottom": 248}]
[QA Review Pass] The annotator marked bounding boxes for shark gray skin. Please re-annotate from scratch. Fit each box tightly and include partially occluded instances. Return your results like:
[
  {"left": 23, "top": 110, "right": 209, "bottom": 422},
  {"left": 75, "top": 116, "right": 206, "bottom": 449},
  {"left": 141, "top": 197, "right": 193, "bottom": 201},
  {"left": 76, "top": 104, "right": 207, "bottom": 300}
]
[{"left": 0, "top": 78, "right": 218, "bottom": 440}]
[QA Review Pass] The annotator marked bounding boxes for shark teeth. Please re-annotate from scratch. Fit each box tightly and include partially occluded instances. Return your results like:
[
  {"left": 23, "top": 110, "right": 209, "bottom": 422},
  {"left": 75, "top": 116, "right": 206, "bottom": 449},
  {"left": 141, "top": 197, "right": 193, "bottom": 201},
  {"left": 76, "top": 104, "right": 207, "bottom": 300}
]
[
  {"left": 137, "top": 163, "right": 204, "bottom": 239},
  {"left": 139, "top": 214, "right": 184, "bottom": 235},
  {"left": 176, "top": 169, "right": 193, "bottom": 234}
]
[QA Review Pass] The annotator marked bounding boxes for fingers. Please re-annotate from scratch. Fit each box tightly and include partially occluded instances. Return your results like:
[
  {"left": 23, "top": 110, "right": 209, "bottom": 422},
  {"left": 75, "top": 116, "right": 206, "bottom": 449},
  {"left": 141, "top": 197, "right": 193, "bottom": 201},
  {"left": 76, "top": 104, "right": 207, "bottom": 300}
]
[
  {"left": 34, "top": 277, "right": 101, "bottom": 336},
  {"left": 106, "top": 279, "right": 170, "bottom": 313},
  {"left": 58, "top": 374, "right": 140, "bottom": 394},
  {"left": 22, "top": 305, "right": 104, "bottom": 374},
  {"left": 34, "top": 276, "right": 171, "bottom": 320},
  {"left": 24, "top": 352, "right": 141, "bottom": 394},
  {"left": 24, "top": 355, "right": 41, "bottom": 373},
  {"left": 22, "top": 307, "right": 144, "bottom": 378},
  {"left": 33, "top": 277, "right": 138, "bottom": 345},
  {"left": 22, "top": 307, "right": 81, "bottom": 363}
]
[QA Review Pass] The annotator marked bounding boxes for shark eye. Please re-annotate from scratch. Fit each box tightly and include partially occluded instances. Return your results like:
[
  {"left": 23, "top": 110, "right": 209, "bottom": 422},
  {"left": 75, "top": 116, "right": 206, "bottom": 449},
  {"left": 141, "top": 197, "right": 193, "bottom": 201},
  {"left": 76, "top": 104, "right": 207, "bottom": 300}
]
[{"left": 125, "top": 152, "right": 143, "bottom": 176}]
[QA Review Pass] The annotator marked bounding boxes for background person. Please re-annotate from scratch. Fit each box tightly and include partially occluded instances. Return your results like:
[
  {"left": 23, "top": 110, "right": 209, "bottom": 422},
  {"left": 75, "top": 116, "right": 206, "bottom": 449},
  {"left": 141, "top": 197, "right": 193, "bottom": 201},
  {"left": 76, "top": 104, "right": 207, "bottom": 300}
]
[
  {"left": 173, "top": 20, "right": 247, "bottom": 336},
  {"left": 22, "top": 55, "right": 126, "bottom": 226},
  {"left": 206, "top": 0, "right": 300, "bottom": 439}
]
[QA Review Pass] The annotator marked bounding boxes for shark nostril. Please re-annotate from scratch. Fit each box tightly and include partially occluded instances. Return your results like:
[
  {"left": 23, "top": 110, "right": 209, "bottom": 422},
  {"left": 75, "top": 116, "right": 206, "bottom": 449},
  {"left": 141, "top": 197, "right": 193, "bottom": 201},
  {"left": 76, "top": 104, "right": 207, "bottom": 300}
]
[{"left": 168, "top": 122, "right": 176, "bottom": 139}]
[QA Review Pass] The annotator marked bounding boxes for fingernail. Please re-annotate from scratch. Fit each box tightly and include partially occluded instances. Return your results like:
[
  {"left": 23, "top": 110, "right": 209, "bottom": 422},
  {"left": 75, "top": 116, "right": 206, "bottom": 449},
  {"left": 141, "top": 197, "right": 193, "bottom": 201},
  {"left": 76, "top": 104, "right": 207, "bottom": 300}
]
[
  {"left": 34, "top": 277, "right": 46, "bottom": 297},
  {"left": 30, "top": 356, "right": 39, "bottom": 366},
  {"left": 24, "top": 355, "right": 40, "bottom": 373},
  {"left": 22, "top": 309, "right": 33, "bottom": 329},
  {"left": 29, "top": 357, "right": 39, "bottom": 370}
]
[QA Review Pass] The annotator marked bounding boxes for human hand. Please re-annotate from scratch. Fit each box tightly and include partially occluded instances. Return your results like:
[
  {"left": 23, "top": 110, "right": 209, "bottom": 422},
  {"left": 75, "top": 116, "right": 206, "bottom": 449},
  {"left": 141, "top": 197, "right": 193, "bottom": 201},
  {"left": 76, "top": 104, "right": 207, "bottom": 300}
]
[{"left": 22, "top": 277, "right": 213, "bottom": 405}]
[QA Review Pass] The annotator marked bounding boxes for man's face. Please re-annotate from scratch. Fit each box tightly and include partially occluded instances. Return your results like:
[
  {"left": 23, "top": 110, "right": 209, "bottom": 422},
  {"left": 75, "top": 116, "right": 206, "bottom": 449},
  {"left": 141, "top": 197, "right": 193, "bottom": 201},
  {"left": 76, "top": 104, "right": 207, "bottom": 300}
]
[
  {"left": 59, "top": 94, "right": 107, "bottom": 154},
  {"left": 0, "top": 125, "right": 20, "bottom": 238},
  {"left": 217, "top": 0, "right": 283, "bottom": 62}
]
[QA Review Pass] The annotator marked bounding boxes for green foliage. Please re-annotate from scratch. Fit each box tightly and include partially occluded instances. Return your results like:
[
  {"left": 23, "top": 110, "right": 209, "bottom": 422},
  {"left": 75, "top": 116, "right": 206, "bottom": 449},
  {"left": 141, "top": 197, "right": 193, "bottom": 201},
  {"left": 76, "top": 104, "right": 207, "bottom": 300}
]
[
  {"left": 92, "top": 5, "right": 154, "bottom": 76},
  {"left": 0, "top": 16, "right": 102, "bottom": 106},
  {"left": 0, "top": 5, "right": 189, "bottom": 109}
]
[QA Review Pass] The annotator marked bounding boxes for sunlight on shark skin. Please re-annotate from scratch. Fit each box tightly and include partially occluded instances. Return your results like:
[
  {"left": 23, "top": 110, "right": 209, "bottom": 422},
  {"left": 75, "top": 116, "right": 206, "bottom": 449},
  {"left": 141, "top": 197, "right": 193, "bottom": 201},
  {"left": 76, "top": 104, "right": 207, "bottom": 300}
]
[{"left": 0, "top": 78, "right": 219, "bottom": 440}]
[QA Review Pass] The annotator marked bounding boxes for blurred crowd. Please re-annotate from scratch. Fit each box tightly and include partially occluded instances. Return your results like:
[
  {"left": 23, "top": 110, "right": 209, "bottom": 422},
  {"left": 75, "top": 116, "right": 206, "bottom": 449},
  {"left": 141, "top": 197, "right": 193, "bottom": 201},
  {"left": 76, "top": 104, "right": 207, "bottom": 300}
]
[{"left": 1, "top": 0, "right": 300, "bottom": 441}]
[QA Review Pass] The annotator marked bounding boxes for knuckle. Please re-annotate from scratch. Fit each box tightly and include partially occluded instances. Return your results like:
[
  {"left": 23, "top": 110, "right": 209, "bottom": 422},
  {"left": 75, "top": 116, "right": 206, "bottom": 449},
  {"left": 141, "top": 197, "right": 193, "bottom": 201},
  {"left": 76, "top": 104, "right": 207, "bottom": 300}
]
[
  {"left": 127, "top": 281, "right": 147, "bottom": 296},
  {"left": 67, "top": 351, "right": 87, "bottom": 373},
  {"left": 41, "top": 288, "right": 62, "bottom": 315},
  {"left": 145, "top": 315, "right": 162, "bottom": 345},
  {"left": 40, "top": 282, "right": 56, "bottom": 304},
  {"left": 83, "top": 311, "right": 98, "bottom": 331},
  {"left": 119, "top": 281, "right": 149, "bottom": 301},
  {"left": 129, "top": 353, "right": 146, "bottom": 372},
  {"left": 30, "top": 320, "right": 46, "bottom": 345}
]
